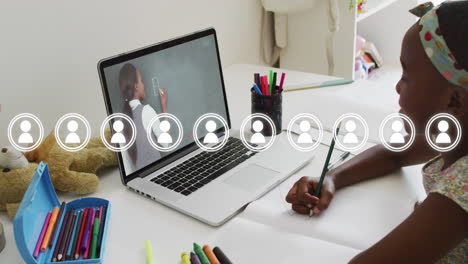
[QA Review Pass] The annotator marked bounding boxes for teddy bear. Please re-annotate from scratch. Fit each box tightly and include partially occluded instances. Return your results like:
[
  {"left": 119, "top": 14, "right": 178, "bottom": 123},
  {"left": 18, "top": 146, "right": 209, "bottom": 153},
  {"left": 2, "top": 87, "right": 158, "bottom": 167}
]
[{"left": 0, "top": 130, "right": 118, "bottom": 218}]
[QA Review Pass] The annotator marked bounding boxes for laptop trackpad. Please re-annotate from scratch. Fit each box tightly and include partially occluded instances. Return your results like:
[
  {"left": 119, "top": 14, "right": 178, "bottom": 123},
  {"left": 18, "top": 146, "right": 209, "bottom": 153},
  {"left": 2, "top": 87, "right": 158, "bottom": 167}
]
[{"left": 223, "top": 164, "right": 279, "bottom": 193}]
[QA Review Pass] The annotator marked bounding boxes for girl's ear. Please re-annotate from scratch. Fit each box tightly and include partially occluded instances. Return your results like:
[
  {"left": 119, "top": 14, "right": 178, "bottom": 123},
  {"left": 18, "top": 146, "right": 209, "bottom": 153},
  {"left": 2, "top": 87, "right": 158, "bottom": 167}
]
[{"left": 447, "top": 86, "right": 466, "bottom": 117}]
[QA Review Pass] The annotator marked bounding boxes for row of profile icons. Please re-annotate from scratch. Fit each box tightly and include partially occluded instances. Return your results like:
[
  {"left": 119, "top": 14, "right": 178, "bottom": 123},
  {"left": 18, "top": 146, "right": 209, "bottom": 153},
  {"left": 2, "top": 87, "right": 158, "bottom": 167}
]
[{"left": 7, "top": 112, "right": 462, "bottom": 153}]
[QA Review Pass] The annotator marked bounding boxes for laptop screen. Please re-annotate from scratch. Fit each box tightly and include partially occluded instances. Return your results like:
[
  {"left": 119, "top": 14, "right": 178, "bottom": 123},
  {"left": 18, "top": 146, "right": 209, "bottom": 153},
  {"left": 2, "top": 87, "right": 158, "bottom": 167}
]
[{"left": 100, "top": 30, "right": 229, "bottom": 177}]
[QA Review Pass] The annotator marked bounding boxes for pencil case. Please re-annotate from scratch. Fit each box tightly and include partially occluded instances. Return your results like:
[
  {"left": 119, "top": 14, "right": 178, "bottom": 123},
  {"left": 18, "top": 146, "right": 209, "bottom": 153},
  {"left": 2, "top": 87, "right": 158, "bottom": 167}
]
[{"left": 14, "top": 162, "right": 110, "bottom": 264}]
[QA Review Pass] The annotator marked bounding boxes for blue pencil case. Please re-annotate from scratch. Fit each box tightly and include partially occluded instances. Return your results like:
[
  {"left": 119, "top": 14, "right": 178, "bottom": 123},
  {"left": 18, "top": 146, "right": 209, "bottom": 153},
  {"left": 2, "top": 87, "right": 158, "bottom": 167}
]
[{"left": 14, "top": 162, "right": 110, "bottom": 264}]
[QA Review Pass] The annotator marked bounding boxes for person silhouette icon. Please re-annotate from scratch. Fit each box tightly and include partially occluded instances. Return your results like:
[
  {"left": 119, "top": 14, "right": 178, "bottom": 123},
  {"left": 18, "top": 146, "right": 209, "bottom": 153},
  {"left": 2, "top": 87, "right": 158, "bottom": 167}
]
[
  {"left": 64, "top": 120, "right": 81, "bottom": 144},
  {"left": 343, "top": 120, "right": 359, "bottom": 144},
  {"left": 18, "top": 120, "right": 34, "bottom": 144},
  {"left": 250, "top": 120, "right": 266, "bottom": 144},
  {"left": 297, "top": 120, "right": 313, "bottom": 144},
  {"left": 435, "top": 120, "right": 451, "bottom": 144},
  {"left": 158, "top": 120, "right": 173, "bottom": 144},
  {"left": 203, "top": 120, "right": 219, "bottom": 144},
  {"left": 389, "top": 120, "right": 405, "bottom": 144},
  {"left": 111, "top": 120, "right": 127, "bottom": 144}
]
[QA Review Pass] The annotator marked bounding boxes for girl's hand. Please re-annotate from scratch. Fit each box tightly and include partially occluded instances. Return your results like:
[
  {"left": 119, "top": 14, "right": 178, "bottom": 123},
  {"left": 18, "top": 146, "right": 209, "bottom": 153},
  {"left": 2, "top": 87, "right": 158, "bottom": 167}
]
[
  {"left": 159, "top": 88, "right": 168, "bottom": 112},
  {"left": 285, "top": 175, "right": 336, "bottom": 215}
]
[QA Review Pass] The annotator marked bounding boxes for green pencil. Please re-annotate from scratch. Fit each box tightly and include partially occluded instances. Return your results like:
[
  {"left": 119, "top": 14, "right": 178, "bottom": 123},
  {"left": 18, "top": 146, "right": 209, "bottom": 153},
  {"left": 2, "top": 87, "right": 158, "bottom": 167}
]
[
  {"left": 90, "top": 218, "right": 100, "bottom": 259},
  {"left": 269, "top": 70, "right": 273, "bottom": 94},
  {"left": 311, "top": 123, "right": 341, "bottom": 216}
]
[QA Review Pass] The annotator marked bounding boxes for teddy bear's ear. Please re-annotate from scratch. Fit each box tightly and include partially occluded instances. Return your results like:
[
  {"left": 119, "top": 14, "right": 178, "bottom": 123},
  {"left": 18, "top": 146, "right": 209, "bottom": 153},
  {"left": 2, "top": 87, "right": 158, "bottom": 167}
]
[{"left": 25, "top": 132, "right": 56, "bottom": 163}]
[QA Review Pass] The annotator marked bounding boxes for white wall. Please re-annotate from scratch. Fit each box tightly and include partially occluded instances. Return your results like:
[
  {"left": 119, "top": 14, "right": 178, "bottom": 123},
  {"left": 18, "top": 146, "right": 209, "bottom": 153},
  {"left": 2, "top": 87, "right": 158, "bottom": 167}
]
[{"left": 0, "top": 0, "right": 263, "bottom": 143}]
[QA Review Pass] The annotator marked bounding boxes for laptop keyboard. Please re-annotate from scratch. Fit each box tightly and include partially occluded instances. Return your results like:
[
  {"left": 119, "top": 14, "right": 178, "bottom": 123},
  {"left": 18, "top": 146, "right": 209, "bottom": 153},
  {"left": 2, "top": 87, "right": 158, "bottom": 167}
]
[{"left": 150, "top": 137, "right": 257, "bottom": 196}]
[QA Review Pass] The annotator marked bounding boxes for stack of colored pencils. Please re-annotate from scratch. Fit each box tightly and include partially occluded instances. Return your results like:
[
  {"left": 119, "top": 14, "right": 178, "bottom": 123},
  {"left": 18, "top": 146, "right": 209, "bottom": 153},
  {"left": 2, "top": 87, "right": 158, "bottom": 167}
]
[
  {"left": 33, "top": 201, "right": 108, "bottom": 262},
  {"left": 252, "top": 70, "right": 286, "bottom": 96}
]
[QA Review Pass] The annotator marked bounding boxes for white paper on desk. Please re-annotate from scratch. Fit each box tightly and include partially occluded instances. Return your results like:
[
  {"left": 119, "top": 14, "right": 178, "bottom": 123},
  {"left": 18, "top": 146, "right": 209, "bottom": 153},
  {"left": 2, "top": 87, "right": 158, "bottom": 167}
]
[
  {"left": 208, "top": 218, "right": 359, "bottom": 264},
  {"left": 240, "top": 185, "right": 413, "bottom": 251}
]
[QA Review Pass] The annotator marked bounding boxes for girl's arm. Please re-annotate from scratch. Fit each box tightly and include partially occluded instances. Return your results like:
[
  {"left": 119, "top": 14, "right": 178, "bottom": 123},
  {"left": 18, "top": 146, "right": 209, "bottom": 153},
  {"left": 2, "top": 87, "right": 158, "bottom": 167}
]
[
  {"left": 348, "top": 192, "right": 468, "bottom": 264},
  {"left": 286, "top": 135, "right": 438, "bottom": 213},
  {"left": 159, "top": 88, "right": 168, "bottom": 113},
  {"left": 330, "top": 135, "right": 438, "bottom": 189}
]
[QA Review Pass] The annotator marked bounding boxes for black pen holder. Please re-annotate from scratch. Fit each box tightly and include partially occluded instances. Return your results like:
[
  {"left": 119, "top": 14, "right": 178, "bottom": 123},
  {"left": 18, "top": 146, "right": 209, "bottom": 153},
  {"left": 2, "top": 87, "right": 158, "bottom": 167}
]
[{"left": 251, "top": 87, "right": 282, "bottom": 136}]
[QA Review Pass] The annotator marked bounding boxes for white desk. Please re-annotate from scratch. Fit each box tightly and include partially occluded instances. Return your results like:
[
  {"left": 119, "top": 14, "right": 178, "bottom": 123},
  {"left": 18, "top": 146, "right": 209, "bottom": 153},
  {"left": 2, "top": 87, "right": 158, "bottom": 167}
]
[{"left": 0, "top": 64, "right": 425, "bottom": 263}]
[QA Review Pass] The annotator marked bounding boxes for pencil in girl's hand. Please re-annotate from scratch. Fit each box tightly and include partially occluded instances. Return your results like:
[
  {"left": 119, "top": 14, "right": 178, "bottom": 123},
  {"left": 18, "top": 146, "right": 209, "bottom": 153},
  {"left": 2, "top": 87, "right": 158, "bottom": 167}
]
[{"left": 310, "top": 123, "right": 341, "bottom": 217}]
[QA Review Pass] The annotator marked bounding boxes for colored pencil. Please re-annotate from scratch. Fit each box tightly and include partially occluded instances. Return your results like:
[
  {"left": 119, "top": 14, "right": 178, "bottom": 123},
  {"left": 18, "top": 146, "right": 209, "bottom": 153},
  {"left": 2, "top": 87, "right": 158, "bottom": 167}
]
[
  {"left": 48, "top": 202, "right": 65, "bottom": 248},
  {"left": 75, "top": 208, "right": 89, "bottom": 260},
  {"left": 58, "top": 209, "right": 75, "bottom": 261},
  {"left": 41, "top": 206, "right": 59, "bottom": 251},
  {"left": 310, "top": 123, "right": 341, "bottom": 217},
  {"left": 254, "top": 73, "right": 260, "bottom": 88},
  {"left": 279, "top": 72, "right": 286, "bottom": 93},
  {"left": 51, "top": 210, "right": 71, "bottom": 262},
  {"left": 272, "top": 72, "right": 277, "bottom": 93},
  {"left": 97, "top": 206, "right": 107, "bottom": 257},
  {"left": 262, "top": 76, "right": 269, "bottom": 95},
  {"left": 90, "top": 218, "right": 100, "bottom": 259},
  {"left": 253, "top": 83, "right": 262, "bottom": 95},
  {"left": 269, "top": 70, "right": 273, "bottom": 94},
  {"left": 67, "top": 210, "right": 83, "bottom": 260},
  {"left": 283, "top": 78, "right": 353, "bottom": 93},
  {"left": 83, "top": 209, "right": 96, "bottom": 259},
  {"left": 98, "top": 206, "right": 103, "bottom": 228},
  {"left": 33, "top": 212, "right": 52, "bottom": 258}
]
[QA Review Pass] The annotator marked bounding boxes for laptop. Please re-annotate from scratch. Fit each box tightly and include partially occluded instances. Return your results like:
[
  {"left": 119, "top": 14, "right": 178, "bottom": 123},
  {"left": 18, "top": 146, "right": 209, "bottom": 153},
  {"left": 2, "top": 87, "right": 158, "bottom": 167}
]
[{"left": 98, "top": 28, "right": 312, "bottom": 226}]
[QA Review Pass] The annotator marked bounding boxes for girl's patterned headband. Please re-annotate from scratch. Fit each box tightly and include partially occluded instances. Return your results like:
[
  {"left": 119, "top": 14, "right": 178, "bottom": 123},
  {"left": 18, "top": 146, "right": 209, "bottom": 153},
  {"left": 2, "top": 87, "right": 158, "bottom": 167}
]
[{"left": 410, "top": 1, "right": 468, "bottom": 90}]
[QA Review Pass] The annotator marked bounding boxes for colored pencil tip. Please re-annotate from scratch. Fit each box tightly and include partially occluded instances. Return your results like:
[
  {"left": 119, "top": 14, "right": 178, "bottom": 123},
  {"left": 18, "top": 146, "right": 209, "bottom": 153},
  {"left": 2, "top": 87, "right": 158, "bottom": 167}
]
[{"left": 58, "top": 254, "right": 62, "bottom": 261}]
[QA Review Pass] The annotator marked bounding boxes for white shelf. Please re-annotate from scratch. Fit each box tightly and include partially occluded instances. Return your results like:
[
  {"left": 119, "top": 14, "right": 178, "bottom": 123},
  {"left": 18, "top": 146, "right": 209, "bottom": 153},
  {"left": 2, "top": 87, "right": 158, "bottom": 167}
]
[{"left": 357, "top": 0, "right": 399, "bottom": 22}]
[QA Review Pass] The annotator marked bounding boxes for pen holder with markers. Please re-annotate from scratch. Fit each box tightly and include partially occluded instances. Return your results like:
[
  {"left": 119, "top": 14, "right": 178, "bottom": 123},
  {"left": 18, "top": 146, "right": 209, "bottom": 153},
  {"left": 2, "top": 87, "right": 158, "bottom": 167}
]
[
  {"left": 14, "top": 162, "right": 110, "bottom": 264},
  {"left": 251, "top": 87, "right": 282, "bottom": 136}
]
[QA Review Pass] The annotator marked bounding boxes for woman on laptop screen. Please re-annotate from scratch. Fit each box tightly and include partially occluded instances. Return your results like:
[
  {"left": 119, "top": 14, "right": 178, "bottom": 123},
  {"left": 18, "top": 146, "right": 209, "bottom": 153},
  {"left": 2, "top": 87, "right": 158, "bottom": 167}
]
[{"left": 119, "top": 63, "right": 168, "bottom": 172}]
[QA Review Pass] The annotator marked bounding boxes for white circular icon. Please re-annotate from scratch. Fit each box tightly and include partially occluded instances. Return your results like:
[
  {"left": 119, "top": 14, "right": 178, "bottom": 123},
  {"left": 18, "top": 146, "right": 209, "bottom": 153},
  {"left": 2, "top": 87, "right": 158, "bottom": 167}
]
[
  {"left": 101, "top": 113, "right": 137, "bottom": 152},
  {"left": 287, "top": 113, "right": 323, "bottom": 152},
  {"left": 54, "top": 113, "right": 91, "bottom": 152},
  {"left": 379, "top": 113, "right": 416, "bottom": 152},
  {"left": 240, "top": 113, "right": 276, "bottom": 152},
  {"left": 333, "top": 113, "right": 369, "bottom": 152},
  {"left": 8, "top": 113, "right": 44, "bottom": 152},
  {"left": 147, "top": 113, "right": 183, "bottom": 152},
  {"left": 193, "top": 113, "right": 230, "bottom": 152},
  {"left": 425, "top": 113, "right": 462, "bottom": 152}
]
